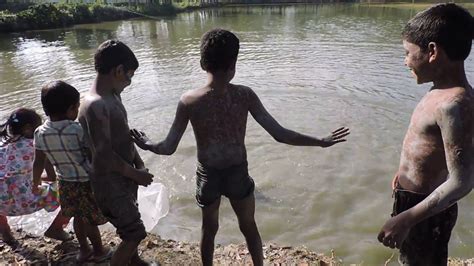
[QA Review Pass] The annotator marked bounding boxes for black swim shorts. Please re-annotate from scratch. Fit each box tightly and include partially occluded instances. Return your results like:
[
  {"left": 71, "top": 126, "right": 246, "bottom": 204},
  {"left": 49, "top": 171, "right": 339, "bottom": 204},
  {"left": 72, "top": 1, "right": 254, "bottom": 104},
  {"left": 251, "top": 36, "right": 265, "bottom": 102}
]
[
  {"left": 392, "top": 183, "right": 458, "bottom": 266},
  {"left": 195, "top": 161, "right": 255, "bottom": 208},
  {"left": 91, "top": 176, "right": 147, "bottom": 242}
]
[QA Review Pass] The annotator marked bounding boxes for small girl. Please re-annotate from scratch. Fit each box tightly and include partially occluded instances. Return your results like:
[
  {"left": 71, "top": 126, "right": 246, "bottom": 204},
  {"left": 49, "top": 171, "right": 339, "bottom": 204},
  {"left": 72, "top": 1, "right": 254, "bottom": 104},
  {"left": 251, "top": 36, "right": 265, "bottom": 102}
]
[{"left": 0, "top": 108, "right": 71, "bottom": 247}]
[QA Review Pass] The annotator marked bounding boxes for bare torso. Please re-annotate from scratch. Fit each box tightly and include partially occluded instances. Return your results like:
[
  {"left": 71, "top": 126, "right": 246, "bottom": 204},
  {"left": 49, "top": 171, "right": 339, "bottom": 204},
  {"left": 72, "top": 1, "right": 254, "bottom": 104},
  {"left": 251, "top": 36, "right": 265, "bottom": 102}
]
[
  {"left": 398, "top": 87, "right": 473, "bottom": 194},
  {"left": 79, "top": 92, "right": 136, "bottom": 176},
  {"left": 184, "top": 84, "right": 249, "bottom": 169}
]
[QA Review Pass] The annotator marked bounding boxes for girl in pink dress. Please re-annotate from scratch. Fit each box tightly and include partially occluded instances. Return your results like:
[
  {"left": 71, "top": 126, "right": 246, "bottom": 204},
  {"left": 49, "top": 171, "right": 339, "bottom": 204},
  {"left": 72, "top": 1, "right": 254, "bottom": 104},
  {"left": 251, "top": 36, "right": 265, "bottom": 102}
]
[{"left": 0, "top": 108, "right": 70, "bottom": 247}]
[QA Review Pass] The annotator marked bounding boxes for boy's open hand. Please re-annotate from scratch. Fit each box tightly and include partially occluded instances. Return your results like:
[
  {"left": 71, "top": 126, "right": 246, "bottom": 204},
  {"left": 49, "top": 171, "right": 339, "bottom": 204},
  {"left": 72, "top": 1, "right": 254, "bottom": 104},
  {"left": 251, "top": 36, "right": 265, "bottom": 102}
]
[
  {"left": 130, "top": 129, "right": 153, "bottom": 150},
  {"left": 321, "top": 127, "right": 350, "bottom": 147}
]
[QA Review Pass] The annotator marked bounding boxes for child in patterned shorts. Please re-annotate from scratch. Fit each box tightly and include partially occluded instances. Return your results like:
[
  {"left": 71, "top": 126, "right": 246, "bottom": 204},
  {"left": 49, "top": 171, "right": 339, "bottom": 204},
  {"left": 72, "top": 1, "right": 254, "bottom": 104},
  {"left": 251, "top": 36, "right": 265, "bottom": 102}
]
[{"left": 33, "top": 80, "right": 112, "bottom": 263}]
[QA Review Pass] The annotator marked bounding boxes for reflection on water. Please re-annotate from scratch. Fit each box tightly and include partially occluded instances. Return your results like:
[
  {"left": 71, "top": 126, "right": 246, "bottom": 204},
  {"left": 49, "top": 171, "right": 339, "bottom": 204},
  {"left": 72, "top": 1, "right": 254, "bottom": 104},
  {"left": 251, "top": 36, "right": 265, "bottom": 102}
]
[{"left": 0, "top": 4, "right": 473, "bottom": 263}]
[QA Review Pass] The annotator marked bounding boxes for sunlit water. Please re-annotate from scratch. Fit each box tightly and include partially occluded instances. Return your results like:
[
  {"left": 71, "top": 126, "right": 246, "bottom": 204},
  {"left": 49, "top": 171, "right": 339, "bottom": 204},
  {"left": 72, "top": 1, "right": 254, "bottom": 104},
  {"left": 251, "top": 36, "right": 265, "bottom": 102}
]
[{"left": 0, "top": 4, "right": 473, "bottom": 263}]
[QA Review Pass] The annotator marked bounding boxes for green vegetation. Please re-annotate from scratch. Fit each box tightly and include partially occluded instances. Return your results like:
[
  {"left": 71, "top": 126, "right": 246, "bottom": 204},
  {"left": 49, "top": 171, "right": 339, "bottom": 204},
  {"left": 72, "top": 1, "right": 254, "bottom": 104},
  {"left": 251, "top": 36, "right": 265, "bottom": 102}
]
[{"left": 0, "top": 2, "right": 186, "bottom": 32}]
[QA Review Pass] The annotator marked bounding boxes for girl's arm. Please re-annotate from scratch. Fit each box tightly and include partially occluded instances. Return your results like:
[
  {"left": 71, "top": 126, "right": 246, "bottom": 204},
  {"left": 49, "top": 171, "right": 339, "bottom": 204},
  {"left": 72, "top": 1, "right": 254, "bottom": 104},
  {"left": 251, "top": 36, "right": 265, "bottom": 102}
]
[{"left": 32, "top": 149, "right": 47, "bottom": 194}]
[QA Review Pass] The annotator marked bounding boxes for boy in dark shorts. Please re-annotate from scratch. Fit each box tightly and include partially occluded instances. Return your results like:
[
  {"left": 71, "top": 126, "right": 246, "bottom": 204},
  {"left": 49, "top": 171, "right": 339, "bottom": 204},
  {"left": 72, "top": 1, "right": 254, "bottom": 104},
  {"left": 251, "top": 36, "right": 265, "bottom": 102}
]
[
  {"left": 131, "top": 29, "right": 350, "bottom": 265},
  {"left": 377, "top": 4, "right": 474, "bottom": 265},
  {"left": 33, "top": 80, "right": 112, "bottom": 263},
  {"left": 78, "top": 40, "right": 154, "bottom": 266}
]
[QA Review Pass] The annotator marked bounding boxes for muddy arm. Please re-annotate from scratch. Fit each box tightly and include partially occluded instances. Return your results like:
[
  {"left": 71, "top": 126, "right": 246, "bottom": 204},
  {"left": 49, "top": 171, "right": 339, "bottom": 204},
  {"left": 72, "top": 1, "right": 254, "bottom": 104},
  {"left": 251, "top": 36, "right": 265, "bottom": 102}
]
[
  {"left": 409, "top": 101, "right": 473, "bottom": 222},
  {"left": 247, "top": 87, "right": 349, "bottom": 147},
  {"left": 132, "top": 99, "right": 189, "bottom": 155}
]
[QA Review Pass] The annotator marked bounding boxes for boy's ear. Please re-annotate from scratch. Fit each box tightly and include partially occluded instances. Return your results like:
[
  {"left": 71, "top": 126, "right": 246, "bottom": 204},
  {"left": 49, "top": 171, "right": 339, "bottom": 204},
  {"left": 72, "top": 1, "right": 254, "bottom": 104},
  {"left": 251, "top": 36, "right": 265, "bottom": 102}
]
[
  {"left": 428, "top": 42, "right": 438, "bottom": 63},
  {"left": 115, "top": 64, "right": 126, "bottom": 77}
]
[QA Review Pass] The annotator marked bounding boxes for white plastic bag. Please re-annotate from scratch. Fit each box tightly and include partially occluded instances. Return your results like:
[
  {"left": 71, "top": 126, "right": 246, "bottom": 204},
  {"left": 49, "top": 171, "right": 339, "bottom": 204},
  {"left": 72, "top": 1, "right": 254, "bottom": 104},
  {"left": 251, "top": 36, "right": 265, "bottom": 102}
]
[
  {"left": 8, "top": 208, "right": 72, "bottom": 236},
  {"left": 8, "top": 182, "right": 169, "bottom": 235},
  {"left": 138, "top": 182, "right": 169, "bottom": 232}
]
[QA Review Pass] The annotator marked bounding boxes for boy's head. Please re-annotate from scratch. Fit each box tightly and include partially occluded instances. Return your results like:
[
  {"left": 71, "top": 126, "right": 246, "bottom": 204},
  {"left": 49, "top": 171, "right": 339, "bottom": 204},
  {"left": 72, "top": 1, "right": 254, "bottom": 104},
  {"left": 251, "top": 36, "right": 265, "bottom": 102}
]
[
  {"left": 41, "top": 80, "right": 80, "bottom": 120},
  {"left": 402, "top": 3, "right": 473, "bottom": 61},
  {"left": 94, "top": 40, "right": 138, "bottom": 90},
  {"left": 200, "top": 29, "right": 240, "bottom": 75},
  {"left": 402, "top": 3, "right": 473, "bottom": 84}
]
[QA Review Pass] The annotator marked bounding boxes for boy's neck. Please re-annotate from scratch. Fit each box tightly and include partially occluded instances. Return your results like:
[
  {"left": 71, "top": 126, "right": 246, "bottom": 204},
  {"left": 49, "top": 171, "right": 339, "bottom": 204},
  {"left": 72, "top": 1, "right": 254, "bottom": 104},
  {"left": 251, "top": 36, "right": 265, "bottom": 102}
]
[
  {"left": 432, "top": 62, "right": 470, "bottom": 90},
  {"left": 49, "top": 115, "right": 70, "bottom": 122},
  {"left": 207, "top": 72, "right": 231, "bottom": 91},
  {"left": 94, "top": 74, "right": 120, "bottom": 96}
]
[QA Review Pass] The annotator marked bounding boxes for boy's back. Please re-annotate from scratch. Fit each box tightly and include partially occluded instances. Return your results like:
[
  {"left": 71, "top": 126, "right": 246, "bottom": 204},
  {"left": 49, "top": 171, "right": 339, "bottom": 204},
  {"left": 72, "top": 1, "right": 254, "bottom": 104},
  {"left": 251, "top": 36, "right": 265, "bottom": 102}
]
[{"left": 183, "top": 84, "right": 250, "bottom": 168}]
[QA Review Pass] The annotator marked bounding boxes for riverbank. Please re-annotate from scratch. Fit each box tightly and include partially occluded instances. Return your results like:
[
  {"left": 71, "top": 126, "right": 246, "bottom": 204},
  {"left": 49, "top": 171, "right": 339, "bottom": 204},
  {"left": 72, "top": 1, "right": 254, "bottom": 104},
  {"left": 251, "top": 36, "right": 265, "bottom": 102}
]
[
  {"left": 0, "top": 3, "right": 181, "bottom": 33},
  {"left": 1, "top": 229, "right": 473, "bottom": 265}
]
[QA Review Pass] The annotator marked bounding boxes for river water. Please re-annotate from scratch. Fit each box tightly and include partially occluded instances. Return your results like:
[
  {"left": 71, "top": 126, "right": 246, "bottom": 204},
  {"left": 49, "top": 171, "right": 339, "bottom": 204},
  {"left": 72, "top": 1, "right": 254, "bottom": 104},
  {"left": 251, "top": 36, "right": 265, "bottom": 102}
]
[{"left": 0, "top": 4, "right": 473, "bottom": 263}]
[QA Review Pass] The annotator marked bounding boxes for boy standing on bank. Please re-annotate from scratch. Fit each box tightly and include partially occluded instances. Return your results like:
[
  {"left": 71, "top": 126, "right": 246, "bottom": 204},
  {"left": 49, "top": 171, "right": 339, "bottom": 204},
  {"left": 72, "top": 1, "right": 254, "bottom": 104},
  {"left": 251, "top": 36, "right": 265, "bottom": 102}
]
[
  {"left": 131, "top": 29, "right": 350, "bottom": 266},
  {"left": 377, "top": 4, "right": 474, "bottom": 265},
  {"left": 78, "top": 40, "right": 154, "bottom": 266}
]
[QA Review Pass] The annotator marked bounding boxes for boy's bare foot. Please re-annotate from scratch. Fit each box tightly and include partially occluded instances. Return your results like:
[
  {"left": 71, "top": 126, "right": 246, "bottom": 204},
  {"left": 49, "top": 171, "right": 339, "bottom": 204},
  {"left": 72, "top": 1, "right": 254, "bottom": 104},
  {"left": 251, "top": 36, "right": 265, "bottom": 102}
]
[
  {"left": 76, "top": 248, "right": 94, "bottom": 264},
  {"left": 1, "top": 232, "right": 20, "bottom": 249},
  {"left": 93, "top": 247, "right": 114, "bottom": 263},
  {"left": 44, "top": 228, "right": 73, "bottom": 241},
  {"left": 129, "top": 253, "right": 160, "bottom": 266}
]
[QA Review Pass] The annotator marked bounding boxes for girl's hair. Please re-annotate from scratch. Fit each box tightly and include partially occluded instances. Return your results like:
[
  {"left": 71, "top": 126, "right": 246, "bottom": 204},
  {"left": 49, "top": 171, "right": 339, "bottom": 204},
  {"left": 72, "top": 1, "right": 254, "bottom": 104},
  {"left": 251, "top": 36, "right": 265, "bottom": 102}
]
[{"left": 0, "top": 108, "right": 42, "bottom": 143}]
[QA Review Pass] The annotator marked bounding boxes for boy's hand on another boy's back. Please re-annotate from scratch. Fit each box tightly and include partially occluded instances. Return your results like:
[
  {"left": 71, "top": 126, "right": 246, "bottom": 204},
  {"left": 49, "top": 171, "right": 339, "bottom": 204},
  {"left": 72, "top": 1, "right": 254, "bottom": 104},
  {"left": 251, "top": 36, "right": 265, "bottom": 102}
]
[{"left": 320, "top": 127, "right": 350, "bottom": 147}]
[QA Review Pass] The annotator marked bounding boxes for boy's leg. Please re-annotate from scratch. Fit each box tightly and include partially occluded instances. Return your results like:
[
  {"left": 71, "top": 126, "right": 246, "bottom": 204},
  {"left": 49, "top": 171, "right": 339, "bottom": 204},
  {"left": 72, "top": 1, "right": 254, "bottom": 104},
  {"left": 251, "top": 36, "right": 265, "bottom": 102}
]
[
  {"left": 44, "top": 209, "right": 72, "bottom": 241},
  {"left": 0, "top": 215, "right": 15, "bottom": 244},
  {"left": 230, "top": 194, "right": 263, "bottom": 266},
  {"left": 201, "top": 197, "right": 221, "bottom": 266},
  {"left": 73, "top": 218, "right": 93, "bottom": 262},
  {"left": 111, "top": 239, "right": 140, "bottom": 266},
  {"left": 130, "top": 251, "right": 151, "bottom": 266},
  {"left": 85, "top": 223, "right": 111, "bottom": 260}
]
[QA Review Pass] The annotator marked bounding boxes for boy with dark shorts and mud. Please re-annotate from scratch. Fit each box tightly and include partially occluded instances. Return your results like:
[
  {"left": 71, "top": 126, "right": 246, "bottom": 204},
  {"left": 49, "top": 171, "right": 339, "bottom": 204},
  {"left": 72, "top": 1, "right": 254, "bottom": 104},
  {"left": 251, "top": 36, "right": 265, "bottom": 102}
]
[
  {"left": 131, "top": 29, "right": 350, "bottom": 266},
  {"left": 33, "top": 81, "right": 112, "bottom": 263},
  {"left": 377, "top": 4, "right": 474, "bottom": 265},
  {"left": 78, "top": 40, "right": 154, "bottom": 266}
]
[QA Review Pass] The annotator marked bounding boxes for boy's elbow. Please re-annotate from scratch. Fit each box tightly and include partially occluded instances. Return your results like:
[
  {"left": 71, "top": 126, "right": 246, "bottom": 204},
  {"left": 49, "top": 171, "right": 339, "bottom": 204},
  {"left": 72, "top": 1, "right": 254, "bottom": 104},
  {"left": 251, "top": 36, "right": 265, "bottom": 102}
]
[
  {"left": 155, "top": 143, "right": 176, "bottom": 155},
  {"left": 273, "top": 135, "right": 286, "bottom": 143}
]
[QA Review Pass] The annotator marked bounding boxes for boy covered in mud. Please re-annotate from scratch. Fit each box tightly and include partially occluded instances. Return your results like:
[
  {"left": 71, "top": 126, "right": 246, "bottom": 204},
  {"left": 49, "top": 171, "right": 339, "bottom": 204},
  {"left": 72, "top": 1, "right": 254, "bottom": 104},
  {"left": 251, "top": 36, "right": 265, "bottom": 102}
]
[
  {"left": 131, "top": 29, "right": 349, "bottom": 265},
  {"left": 78, "top": 40, "right": 154, "bottom": 266},
  {"left": 377, "top": 4, "right": 474, "bottom": 265}
]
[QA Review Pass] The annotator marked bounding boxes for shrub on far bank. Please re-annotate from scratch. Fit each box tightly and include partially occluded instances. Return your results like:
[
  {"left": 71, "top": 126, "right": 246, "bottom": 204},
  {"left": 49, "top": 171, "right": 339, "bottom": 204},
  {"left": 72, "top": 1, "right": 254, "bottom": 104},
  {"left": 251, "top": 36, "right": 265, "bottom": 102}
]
[{"left": 0, "top": 3, "right": 134, "bottom": 32}]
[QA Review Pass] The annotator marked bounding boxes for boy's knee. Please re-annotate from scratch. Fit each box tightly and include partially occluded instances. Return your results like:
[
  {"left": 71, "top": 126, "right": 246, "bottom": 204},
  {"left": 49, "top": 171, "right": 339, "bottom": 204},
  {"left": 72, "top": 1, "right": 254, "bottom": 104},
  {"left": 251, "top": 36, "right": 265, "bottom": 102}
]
[
  {"left": 238, "top": 219, "right": 257, "bottom": 235},
  {"left": 202, "top": 221, "right": 219, "bottom": 236}
]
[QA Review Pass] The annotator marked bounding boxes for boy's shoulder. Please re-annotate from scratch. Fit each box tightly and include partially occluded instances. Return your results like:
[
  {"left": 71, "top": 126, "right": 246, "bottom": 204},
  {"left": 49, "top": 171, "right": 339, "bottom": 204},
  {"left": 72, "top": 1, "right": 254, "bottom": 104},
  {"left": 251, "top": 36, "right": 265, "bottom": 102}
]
[
  {"left": 431, "top": 86, "right": 473, "bottom": 118},
  {"left": 36, "top": 120, "right": 82, "bottom": 135},
  {"left": 180, "top": 84, "right": 253, "bottom": 105},
  {"left": 80, "top": 93, "right": 113, "bottom": 113}
]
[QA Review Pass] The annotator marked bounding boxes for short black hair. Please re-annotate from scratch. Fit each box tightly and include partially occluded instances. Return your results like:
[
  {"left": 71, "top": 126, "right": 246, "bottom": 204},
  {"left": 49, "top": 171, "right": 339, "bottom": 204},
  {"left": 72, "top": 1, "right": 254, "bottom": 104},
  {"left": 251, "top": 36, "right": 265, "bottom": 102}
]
[
  {"left": 41, "top": 80, "right": 80, "bottom": 116},
  {"left": 94, "top": 40, "right": 139, "bottom": 74},
  {"left": 200, "top": 29, "right": 240, "bottom": 73},
  {"left": 402, "top": 3, "right": 473, "bottom": 61}
]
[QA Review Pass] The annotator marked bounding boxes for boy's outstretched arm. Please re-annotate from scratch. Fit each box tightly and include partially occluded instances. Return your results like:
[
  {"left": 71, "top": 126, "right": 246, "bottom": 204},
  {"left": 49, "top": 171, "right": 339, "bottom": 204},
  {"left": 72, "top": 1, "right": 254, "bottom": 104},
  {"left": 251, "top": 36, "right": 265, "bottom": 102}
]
[
  {"left": 378, "top": 101, "right": 474, "bottom": 249},
  {"left": 81, "top": 99, "right": 153, "bottom": 186},
  {"left": 248, "top": 88, "right": 349, "bottom": 147},
  {"left": 131, "top": 99, "right": 189, "bottom": 155}
]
